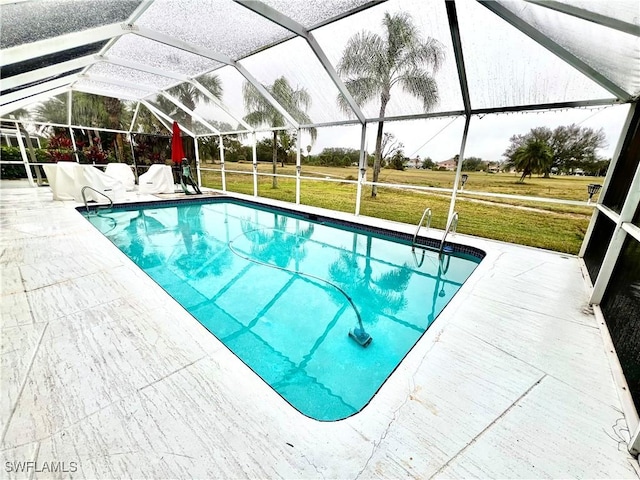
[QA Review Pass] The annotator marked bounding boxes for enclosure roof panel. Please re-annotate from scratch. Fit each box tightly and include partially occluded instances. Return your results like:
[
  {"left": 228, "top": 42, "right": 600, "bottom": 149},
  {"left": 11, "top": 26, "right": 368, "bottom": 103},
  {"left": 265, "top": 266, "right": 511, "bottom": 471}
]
[
  {"left": 0, "top": 0, "right": 142, "bottom": 49},
  {"left": 494, "top": 0, "right": 640, "bottom": 98},
  {"left": 1, "top": 0, "right": 638, "bottom": 128},
  {"left": 135, "top": 0, "right": 293, "bottom": 60}
]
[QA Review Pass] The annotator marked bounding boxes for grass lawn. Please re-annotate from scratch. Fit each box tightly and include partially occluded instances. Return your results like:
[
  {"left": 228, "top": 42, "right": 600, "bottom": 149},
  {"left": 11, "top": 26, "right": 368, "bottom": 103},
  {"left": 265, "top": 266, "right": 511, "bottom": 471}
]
[{"left": 200, "top": 163, "right": 600, "bottom": 254}]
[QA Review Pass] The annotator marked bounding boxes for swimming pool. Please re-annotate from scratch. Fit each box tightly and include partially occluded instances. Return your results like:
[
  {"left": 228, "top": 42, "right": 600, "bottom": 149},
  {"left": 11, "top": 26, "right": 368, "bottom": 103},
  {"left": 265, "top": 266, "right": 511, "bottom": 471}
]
[{"left": 84, "top": 199, "right": 483, "bottom": 421}]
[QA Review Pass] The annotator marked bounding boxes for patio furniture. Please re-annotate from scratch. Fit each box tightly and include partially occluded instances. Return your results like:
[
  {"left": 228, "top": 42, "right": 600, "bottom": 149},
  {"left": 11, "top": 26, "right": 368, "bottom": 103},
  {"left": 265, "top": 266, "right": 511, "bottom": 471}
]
[
  {"left": 105, "top": 163, "right": 136, "bottom": 191},
  {"left": 138, "top": 164, "right": 175, "bottom": 194},
  {"left": 42, "top": 163, "right": 125, "bottom": 202}
]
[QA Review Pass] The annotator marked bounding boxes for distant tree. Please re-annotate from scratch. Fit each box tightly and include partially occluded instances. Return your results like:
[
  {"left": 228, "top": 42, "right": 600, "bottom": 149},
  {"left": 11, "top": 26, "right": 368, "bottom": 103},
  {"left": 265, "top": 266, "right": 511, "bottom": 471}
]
[
  {"left": 255, "top": 137, "right": 274, "bottom": 163},
  {"left": 33, "top": 96, "right": 68, "bottom": 128},
  {"left": 421, "top": 157, "right": 435, "bottom": 169},
  {"left": 305, "top": 147, "right": 360, "bottom": 167},
  {"left": 336, "top": 11, "right": 444, "bottom": 197},
  {"left": 508, "top": 138, "right": 553, "bottom": 183},
  {"left": 504, "top": 124, "right": 606, "bottom": 176},
  {"left": 461, "top": 156, "right": 485, "bottom": 171},
  {"left": 389, "top": 150, "right": 407, "bottom": 170},
  {"left": 582, "top": 158, "right": 610, "bottom": 177},
  {"left": 198, "top": 121, "right": 235, "bottom": 162},
  {"left": 278, "top": 129, "right": 297, "bottom": 166},
  {"left": 380, "top": 132, "right": 404, "bottom": 167},
  {"left": 221, "top": 135, "right": 250, "bottom": 162},
  {"left": 35, "top": 92, "right": 129, "bottom": 162}
]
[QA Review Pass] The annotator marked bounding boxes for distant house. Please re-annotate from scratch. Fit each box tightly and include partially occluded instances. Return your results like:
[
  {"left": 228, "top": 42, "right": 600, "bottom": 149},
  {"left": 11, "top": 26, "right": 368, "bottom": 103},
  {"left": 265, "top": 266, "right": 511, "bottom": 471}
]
[
  {"left": 437, "top": 158, "right": 457, "bottom": 171},
  {"left": 406, "top": 157, "right": 423, "bottom": 169}
]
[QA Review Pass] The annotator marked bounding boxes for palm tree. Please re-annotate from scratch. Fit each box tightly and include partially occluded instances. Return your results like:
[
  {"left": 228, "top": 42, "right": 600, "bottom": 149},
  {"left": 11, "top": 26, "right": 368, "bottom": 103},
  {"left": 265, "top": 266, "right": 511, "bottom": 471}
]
[
  {"left": 328, "top": 235, "right": 413, "bottom": 327},
  {"left": 132, "top": 104, "right": 167, "bottom": 135},
  {"left": 242, "top": 76, "right": 317, "bottom": 188},
  {"left": 336, "top": 11, "right": 445, "bottom": 197},
  {"left": 104, "top": 97, "right": 127, "bottom": 162},
  {"left": 33, "top": 95, "right": 69, "bottom": 127},
  {"left": 241, "top": 215, "right": 315, "bottom": 269},
  {"left": 164, "top": 75, "right": 222, "bottom": 132},
  {"left": 510, "top": 138, "right": 553, "bottom": 183},
  {"left": 158, "top": 75, "right": 223, "bottom": 160}
]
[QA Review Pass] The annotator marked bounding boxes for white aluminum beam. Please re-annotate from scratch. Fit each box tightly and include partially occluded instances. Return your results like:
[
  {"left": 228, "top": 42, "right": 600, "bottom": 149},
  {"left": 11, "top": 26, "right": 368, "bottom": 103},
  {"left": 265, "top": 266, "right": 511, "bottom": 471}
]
[
  {"left": 129, "top": 102, "right": 142, "bottom": 132},
  {"left": 0, "top": 86, "right": 69, "bottom": 118},
  {"left": 471, "top": 98, "right": 619, "bottom": 115},
  {"left": 67, "top": 89, "right": 73, "bottom": 126},
  {"left": 233, "top": 62, "right": 300, "bottom": 128},
  {"left": 138, "top": 102, "right": 172, "bottom": 133},
  {"left": 355, "top": 123, "right": 368, "bottom": 216},
  {"left": 631, "top": 423, "right": 640, "bottom": 457},
  {"left": 1, "top": 23, "right": 126, "bottom": 66},
  {"left": 73, "top": 85, "right": 140, "bottom": 102},
  {"left": 579, "top": 104, "right": 636, "bottom": 257},
  {"left": 195, "top": 136, "right": 202, "bottom": 187},
  {"left": 590, "top": 150, "right": 640, "bottom": 303},
  {"left": 593, "top": 104, "right": 636, "bottom": 203},
  {"left": 141, "top": 100, "right": 194, "bottom": 137},
  {"left": 191, "top": 79, "right": 254, "bottom": 131},
  {"left": 81, "top": 74, "right": 157, "bottom": 93},
  {"left": 131, "top": 25, "right": 233, "bottom": 64},
  {"left": 525, "top": 0, "right": 640, "bottom": 37},
  {"left": 125, "top": 0, "right": 155, "bottom": 24},
  {"left": 12, "top": 122, "right": 35, "bottom": 186},
  {"left": 1, "top": 55, "right": 97, "bottom": 91},
  {"left": 160, "top": 92, "right": 221, "bottom": 135},
  {"left": 0, "top": 75, "right": 79, "bottom": 106},
  {"left": 447, "top": 114, "right": 471, "bottom": 225},
  {"left": 131, "top": 25, "right": 299, "bottom": 128},
  {"left": 100, "top": 55, "right": 190, "bottom": 82},
  {"left": 219, "top": 135, "right": 227, "bottom": 191},
  {"left": 251, "top": 133, "right": 258, "bottom": 196},
  {"left": 478, "top": 0, "right": 632, "bottom": 101},
  {"left": 296, "top": 128, "right": 301, "bottom": 204},
  {"left": 622, "top": 223, "right": 640, "bottom": 243},
  {"left": 446, "top": 0, "right": 472, "bottom": 114},
  {"left": 90, "top": 0, "right": 157, "bottom": 77},
  {"left": 235, "top": 0, "right": 366, "bottom": 124}
]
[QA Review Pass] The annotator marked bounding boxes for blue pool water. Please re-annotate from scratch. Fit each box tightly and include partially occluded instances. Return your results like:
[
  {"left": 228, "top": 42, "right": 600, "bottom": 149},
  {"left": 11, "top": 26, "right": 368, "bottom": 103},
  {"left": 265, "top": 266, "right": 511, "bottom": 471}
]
[{"left": 85, "top": 199, "right": 482, "bottom": 421}]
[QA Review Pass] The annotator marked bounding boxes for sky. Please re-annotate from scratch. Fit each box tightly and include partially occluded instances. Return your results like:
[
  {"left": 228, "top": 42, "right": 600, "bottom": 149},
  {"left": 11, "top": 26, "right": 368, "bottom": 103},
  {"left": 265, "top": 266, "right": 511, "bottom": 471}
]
[
  {"left": 189, "top": 0, "right": 632, "bottom": 164},
  {"left": 303, "top": 103, "right": 631, "bottom": 163}
]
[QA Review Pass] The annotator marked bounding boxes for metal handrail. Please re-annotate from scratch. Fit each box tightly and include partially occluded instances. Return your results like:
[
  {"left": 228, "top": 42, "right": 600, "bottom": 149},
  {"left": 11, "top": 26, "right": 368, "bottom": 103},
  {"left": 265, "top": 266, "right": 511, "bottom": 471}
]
[
  {"left": 411, "top": 208, "right": 432, "bottom": 268},
  {"left": 439, "top": 212, "right": 459, "bottom": 257},
  {"left": 411, "top": 208, "right": 432, "bottom": 251},
  {"left": 81, "top": 186, "right": 113, "bottom": 214}
]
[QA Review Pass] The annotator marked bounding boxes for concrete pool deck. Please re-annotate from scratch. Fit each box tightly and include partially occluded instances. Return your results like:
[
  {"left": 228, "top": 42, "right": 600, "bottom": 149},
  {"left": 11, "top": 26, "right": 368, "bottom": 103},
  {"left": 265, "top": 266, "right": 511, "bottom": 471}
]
[{"left": 1, "top": 180, "right": 638, "bottom": 479}]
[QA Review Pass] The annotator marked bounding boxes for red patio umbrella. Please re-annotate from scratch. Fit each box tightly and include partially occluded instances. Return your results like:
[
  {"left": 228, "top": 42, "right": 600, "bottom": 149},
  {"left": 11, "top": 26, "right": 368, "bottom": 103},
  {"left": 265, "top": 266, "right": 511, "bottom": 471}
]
[{"left": 171, "top": 121, "right": 185, "bottom": 165}]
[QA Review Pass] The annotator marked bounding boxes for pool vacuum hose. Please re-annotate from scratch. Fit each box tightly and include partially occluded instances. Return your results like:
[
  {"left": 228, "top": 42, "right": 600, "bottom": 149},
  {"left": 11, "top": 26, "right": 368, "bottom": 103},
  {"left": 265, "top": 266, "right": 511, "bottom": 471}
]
[{"left": 228, "top": 228, "right": 373, "bottom": 348}]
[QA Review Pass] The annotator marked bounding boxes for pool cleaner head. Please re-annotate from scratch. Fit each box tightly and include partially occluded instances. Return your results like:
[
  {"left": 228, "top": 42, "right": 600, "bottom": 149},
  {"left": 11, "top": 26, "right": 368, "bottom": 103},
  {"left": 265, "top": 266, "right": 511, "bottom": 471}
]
[{"left": 349, "top": 326, "right": 372, "bottom": 348}]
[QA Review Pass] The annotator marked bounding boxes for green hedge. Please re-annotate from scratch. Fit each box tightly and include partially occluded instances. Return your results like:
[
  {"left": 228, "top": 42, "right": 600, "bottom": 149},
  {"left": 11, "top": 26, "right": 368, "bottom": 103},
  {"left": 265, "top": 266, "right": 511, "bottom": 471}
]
[{"left": 1, "top": 146, "right": 51, "bottom": 179}]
